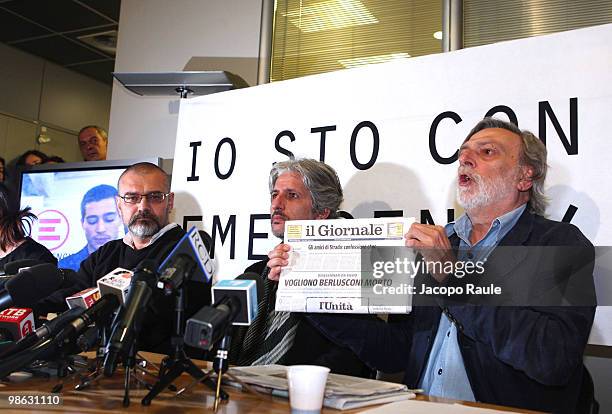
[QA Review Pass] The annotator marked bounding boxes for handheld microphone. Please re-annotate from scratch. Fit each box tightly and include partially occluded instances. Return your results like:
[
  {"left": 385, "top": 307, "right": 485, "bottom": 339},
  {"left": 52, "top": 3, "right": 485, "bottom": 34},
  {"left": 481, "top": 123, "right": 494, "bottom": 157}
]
[
  {"left": 103, "top": 260, "right": 157, "bottom": 377},
  {"left": 66, "top": 287, "right": 102, "bottom": 310},
  {"left": 183, "top": 272, "right": 259, "bottom": 350},
  {"left": 0, "top": 264, "right": 69, "bottom": 311},
  {"left": 96, "top": 268, "right": 134, "bottom": 306},
  {"left": 0, "top": 308, "right": 35, "bottom": 342},
  {"left": 1, "top": 259, "right": 46, "bottom": 289},
  {"left": 156, "top": 254, "right": 196, "bottom": 295},
  {"left": 0, "top": 292, "right": 120, "bottom": 378},
  {"left": 54, "top": 294, "right": 120, "bottom": 345},
  {"left": 0, "top": 307, "right": 84, "bottom": 359},
  {"left": 157, "top": 227, "right": 214, "bottom": 287},
  {"left": 3, "top": 259, "right": 46, "bottom": 275}
]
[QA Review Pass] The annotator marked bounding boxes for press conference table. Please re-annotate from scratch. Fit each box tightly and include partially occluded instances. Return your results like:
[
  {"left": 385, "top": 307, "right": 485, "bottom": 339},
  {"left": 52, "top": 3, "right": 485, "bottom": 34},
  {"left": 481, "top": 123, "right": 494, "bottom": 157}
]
[{"left": 0, "top": 352, "right": 540, "bottom": 413}]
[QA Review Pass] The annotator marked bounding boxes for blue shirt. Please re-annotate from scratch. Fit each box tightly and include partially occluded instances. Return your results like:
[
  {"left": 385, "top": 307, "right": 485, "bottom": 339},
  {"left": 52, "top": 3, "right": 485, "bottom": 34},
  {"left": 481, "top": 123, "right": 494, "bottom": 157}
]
[{"left": 419, "top": 204, "right": 526, "bottom": 401}]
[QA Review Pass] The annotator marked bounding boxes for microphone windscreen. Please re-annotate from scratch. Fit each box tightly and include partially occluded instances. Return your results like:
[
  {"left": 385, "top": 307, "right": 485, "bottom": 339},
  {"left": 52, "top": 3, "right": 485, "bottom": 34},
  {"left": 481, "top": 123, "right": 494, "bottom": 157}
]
[
  {"left": 3, "top": 259, "right": 46, "bottom": 275},
  {"left": 6, "top": 264, "right": 63, "bottom": 307}
]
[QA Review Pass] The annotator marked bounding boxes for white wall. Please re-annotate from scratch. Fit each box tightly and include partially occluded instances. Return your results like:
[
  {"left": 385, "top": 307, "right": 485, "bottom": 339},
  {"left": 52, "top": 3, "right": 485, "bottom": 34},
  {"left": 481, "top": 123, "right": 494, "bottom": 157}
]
[{"left": 108, "top": 0, "right": 263, "bottom": 160}]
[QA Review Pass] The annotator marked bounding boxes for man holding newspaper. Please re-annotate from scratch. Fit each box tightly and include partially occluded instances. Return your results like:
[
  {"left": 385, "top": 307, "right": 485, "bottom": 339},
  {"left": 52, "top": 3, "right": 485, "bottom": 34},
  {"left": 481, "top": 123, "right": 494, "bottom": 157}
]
[
  {"left": 267, "top": 118, "right": 596, "bottom": 414},
  {"left": 229, "top": 158, "right": 370, "bottom": 377}
]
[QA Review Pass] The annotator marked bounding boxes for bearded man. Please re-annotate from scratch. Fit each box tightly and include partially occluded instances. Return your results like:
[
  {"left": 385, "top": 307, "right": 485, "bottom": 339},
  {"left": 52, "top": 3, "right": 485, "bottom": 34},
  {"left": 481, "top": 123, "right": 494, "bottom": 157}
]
[
  {"left": 36, "top": 162, "right": 211, "bottom": 354},
  {"left": 274, "top": 118, "right": 596, "bottom": 413}
]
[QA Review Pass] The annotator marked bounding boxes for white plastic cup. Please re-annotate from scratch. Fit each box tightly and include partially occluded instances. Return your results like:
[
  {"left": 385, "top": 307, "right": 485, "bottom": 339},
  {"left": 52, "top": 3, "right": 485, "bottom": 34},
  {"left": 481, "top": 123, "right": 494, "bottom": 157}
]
[{"left": 287, "top": 365, "right": 330, "bottom": 414}]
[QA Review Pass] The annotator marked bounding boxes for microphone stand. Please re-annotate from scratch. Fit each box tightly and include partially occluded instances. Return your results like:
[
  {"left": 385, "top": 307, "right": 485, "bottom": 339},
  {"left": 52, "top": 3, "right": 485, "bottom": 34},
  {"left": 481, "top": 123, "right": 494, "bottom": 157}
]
[
  {"left": 175, "top": 328, "right": 268, "bottom": 411},
  {"left": 142, "top": 285, "right": 223, "bottom": 406},
  {"left": 75, "top": 327, "right": 108, "bottom": 390}
]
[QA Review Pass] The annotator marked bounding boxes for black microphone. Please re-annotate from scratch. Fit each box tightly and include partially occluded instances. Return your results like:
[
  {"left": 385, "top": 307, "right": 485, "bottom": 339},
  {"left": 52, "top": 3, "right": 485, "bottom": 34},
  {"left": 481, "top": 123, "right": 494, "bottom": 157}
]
[
  {"left": 54, "top": 294, "right": 120, "bottom": 345},
  {"left": 3, "top": 259, "right": 46, "bottom": 276},
  {"left": 0, "top": 337, "right": 55, "bottom": 379},
  {"left": 0, "top": 295, "right": 119, "bottom": 379},
  {"left": 156, "top": 254, "right": 196, "bottom": 295},
  {"left": 183, "top": 272, "right": 259, "bottom": 350},
  {"left": 0, "top": 264, "right": 66, "bottom": 311},
  {"left": 103, "top": 261, "right": 157, "bottom": 377},
  {"left": 157, "top": 226, "right": 214, "bottom": 287},
  {"left": 0, "top": 307, "right": 84, "bottom": 359}
]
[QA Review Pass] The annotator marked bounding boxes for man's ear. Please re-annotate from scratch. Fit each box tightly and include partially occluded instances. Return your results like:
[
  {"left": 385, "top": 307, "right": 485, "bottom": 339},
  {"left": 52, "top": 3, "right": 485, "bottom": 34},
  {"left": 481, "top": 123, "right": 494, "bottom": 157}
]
[
  {"left": 315, "top": 208, "right": 331, "bottom": 220},
  {"left": 167, "top": 192, "right": 175, "bottom": 210},
  {"left": 517, "top": 166, "right": 534, "bottom": 192}
]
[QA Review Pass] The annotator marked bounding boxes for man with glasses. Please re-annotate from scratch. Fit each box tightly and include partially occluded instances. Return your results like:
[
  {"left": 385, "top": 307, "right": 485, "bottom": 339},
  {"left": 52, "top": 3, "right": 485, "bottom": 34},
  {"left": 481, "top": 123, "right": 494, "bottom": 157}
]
[
  {"left": 37, "top": 162, "right": 211, "bottom": 355},
  {"left": 59, "top": 185, "right": 123, "bottom": 271}
]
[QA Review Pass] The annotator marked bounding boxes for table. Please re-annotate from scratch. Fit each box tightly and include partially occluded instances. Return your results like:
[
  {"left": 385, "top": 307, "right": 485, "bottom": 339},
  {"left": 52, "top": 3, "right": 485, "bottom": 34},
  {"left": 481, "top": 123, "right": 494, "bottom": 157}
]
[{"left": 0, "top": 353, "right": 540, "bottom": 413}]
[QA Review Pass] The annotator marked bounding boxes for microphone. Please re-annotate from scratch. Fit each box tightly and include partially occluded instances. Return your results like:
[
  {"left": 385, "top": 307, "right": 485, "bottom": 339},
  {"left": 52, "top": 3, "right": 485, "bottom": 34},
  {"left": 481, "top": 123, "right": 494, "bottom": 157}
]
[
  {"left": 0, "top": 296, "right": 119, "bottom": 379},
  {"left": 96, "top": 268, "right": 135, "bottom": 306},
  {"left": 157, "top": 227, "right": 214, "bottom": 290},
  {"left": 103, "top": 260, "right": 157, "bottom": 377},
  {"left": 3, "top": 259, "right": 46, "bottom": 275},
  {"left": 0, "top": 307, "right": 84, "bottom": 359},
  {"left": 0, "top": 264, "right": 67, "bottom": 311},
  {"left": 66, "top": 287, "right": 102, "bottom": 310},
  {"left": 183, "top": 273, "right": 259, "bottom": 350},
  {"left": 0, "top": 308, "right": 35, "bottom": 343},
  {"left": 54, "top": 294, "right": 120, "bottom": 345}
]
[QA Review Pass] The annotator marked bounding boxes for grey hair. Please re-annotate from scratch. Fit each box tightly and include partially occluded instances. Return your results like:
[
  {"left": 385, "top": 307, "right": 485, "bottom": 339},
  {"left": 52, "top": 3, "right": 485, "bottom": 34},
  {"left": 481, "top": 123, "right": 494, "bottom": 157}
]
[
  {"left": 269, "top": 158, "right": 343, "bottom": 218},
  {"left": 464, "top": 117, "right": 549, "bottom": 215},
  {"left": 78, "top": 125, "right": 108, "bottom": 142}
]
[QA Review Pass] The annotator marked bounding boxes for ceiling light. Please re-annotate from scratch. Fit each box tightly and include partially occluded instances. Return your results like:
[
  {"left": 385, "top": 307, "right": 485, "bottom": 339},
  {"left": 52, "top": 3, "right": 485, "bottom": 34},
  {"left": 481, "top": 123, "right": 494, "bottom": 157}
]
[
  {"left": 78, "top": 30, "right": 117, "bottom": 55},
  {"left": 338, "top": 53, "right": 410, "bottom": 68},
  {"left": 285, "top": 0, "right": 378, "bottom": 33}
]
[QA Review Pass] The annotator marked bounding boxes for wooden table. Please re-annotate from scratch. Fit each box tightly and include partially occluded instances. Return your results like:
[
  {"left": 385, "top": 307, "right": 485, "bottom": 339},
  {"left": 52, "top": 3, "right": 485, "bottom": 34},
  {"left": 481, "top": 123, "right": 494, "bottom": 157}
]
[{"left": 0, "top": 353, "right": 540, "bottom": 413}]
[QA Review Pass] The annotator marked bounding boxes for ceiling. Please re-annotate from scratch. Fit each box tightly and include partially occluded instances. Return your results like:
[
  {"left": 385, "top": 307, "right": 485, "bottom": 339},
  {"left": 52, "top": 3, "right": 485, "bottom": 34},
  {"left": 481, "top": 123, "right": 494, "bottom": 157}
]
[{"left": 0, "top": 0, "right": 120, "bottom": 85}]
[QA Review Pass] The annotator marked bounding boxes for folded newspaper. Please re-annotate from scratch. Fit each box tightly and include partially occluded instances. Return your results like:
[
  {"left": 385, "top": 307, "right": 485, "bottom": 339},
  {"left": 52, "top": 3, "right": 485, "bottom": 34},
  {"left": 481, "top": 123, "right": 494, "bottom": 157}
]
[
  {"left": 276, "top": 217, "right": 416, "bottom": 314},
  {"left": 226, "top": 365, "right": 416, "bottom": 410}
]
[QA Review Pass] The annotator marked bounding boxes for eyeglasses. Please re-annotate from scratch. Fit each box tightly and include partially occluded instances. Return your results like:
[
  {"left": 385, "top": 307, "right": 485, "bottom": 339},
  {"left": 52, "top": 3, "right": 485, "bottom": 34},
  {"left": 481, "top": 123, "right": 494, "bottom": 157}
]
[{"left": 118, "top": 192, "right": 170, "bottom": 204}]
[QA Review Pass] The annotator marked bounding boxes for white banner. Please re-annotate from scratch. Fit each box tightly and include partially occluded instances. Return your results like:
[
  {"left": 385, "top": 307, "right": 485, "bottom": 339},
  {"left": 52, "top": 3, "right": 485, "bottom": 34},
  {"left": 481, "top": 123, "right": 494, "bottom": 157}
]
[{"left": 172, "top": 24, "right": 612, "bottom": 345}]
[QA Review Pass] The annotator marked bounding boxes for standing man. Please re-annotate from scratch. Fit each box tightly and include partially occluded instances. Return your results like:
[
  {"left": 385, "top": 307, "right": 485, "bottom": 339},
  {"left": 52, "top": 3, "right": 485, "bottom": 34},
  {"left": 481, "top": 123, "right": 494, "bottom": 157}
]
[
  {"left": 36, "top": 162, "right": 210, "bottom": 354},
  {"left": 78, "top": 126, "right": 108, "bottom": 161},
  {"left": 272, "top": 119, "right": 596, "bottom": 413},
  {"left": 230, "top": 159, "right": 370, "bottom": 377},
  {"left": 59, "top": 184, "right": 124, "bottom": 271}
]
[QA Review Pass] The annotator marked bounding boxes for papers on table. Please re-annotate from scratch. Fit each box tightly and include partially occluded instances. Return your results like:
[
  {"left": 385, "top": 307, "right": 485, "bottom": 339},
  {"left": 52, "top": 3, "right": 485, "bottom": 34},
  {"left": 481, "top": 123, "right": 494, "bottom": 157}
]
[{"left": 227, "top": 364, "right": 416, "bottom": 410}]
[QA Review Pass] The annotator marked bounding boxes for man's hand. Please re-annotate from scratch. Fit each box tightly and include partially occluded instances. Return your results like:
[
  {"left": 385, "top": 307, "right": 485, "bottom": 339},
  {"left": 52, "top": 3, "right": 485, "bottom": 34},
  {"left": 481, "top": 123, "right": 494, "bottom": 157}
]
[
  {"left": 404, "top": 223, "right": 456, "bottom": 283},
  {"left": 266, "top": 243, "right": 291, "bottom": 281}
]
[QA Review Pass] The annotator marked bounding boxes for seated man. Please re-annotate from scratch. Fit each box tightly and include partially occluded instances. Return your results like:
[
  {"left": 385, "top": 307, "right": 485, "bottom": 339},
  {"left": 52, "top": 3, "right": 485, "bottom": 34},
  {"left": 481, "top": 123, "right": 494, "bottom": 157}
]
[
  {"left": 268, "top": 119, "right": 596, "bottom": 413},
  {"left": 59, "top": 184, "right": 123, "bottom": 271},
  {"left": 36, "top": 162, "right": 210, "bottom": 355},
  {"left": 230, "top": 158, "right": 370, "bottom": 377}
]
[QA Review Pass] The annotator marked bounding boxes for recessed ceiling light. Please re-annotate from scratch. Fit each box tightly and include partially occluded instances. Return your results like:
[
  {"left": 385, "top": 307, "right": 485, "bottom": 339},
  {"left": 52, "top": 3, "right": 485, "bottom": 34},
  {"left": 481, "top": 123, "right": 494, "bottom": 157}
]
[
  {"left": 433, "top": 31, "right": 443, "bottom": 40},
  {"left": 78, "top": 30, "right": 117, "bottom": 55},
  {"left": 338, "top": 53, "right": 410, "bottom": 68},
  {"left": 286, "top": 0, "right": 378, "bottom": 33}
]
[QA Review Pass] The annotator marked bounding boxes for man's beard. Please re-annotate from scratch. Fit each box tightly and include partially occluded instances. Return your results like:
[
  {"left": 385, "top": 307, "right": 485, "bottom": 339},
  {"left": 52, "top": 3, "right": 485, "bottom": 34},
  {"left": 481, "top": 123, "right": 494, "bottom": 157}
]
[
  {"left": 270, "top": 209, "right": 288, "bottom": 239},
  {"left": 457, "top": 167, "right": 519, "bottom": 212},
  {"left": 128, "top": 210, "right": 165, "bottom": 238}
]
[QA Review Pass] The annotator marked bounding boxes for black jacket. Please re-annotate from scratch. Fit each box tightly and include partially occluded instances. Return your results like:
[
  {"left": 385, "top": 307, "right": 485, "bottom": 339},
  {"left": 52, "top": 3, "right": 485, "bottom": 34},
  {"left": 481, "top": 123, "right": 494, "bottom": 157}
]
[
  {"left": 230, "top": 259, "right": 372, "bottom": 378},
  {"left": 0, "top": 237, "right": 57, "bottom": 270},
  {"left": 35, "top": 226, "right": 211, "bottom": 355},
  {"left": 308, "top": 210, "right": 596, "bottom": 413}
]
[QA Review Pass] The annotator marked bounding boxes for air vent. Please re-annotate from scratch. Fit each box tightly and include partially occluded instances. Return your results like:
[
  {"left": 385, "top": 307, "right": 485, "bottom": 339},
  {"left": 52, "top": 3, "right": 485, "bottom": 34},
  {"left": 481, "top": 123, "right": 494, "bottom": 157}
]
[{"left": 77, "top": 30, "right": 117, "bottom": 55}]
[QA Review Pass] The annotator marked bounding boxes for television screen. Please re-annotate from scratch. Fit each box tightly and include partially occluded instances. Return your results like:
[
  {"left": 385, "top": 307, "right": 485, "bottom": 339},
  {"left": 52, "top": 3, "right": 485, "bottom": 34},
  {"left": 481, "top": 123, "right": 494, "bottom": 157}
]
[{"left": 18, "top": 158, "right": 161, "bottom": 271}]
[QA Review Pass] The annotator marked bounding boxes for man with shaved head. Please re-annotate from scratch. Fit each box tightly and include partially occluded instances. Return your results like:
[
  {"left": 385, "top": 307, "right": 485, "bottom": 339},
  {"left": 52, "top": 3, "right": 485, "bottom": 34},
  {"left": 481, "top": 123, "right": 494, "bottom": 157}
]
[{"left": 37, "top": 162, "right": 210, "bottom": 355}]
